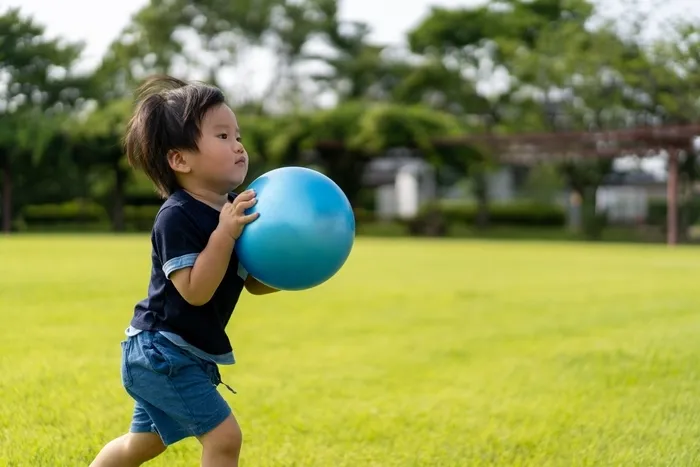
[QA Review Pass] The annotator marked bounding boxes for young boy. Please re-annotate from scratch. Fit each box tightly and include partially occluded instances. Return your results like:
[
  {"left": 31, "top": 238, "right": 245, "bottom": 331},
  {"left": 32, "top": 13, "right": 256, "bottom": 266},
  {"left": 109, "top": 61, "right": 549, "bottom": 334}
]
[{"left": 90, "top": 75, "right": 277, "bottom": 467}]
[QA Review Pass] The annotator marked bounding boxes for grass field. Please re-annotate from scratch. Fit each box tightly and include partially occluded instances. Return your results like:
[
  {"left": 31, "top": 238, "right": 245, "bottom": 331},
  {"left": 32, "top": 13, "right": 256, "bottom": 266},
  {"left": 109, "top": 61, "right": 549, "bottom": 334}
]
[{"left": 3, "top": 235, "right": 700, "bottom": 466}]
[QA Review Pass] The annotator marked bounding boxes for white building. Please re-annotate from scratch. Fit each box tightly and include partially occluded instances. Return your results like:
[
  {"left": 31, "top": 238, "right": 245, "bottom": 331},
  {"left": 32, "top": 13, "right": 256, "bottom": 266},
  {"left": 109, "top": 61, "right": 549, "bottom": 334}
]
[{"left": 364, "top": 154, "right": 437, "bottom": 220}]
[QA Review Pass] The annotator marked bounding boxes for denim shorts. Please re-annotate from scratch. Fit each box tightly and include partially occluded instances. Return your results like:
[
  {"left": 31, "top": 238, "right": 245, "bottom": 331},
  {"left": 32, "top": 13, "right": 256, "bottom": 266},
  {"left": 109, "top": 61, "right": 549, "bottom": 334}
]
[{"left": 120, "top": 330, "right": 232, "bottom": 445}]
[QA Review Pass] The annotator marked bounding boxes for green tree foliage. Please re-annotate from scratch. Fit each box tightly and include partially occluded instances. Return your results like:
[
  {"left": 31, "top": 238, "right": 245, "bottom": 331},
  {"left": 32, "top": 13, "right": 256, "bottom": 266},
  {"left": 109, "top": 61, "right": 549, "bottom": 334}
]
[
  {"left": 68, "top": 99, "right": 133, "bottom": 230},
  {"left": 269, "top": 102, "right": 469, "bottom": 205},
  {"left": 0, "top": 8, "right": 87, "bottom": 232},
  {"left": 4, "top": 0, "right": 700, "bottom": 239}
]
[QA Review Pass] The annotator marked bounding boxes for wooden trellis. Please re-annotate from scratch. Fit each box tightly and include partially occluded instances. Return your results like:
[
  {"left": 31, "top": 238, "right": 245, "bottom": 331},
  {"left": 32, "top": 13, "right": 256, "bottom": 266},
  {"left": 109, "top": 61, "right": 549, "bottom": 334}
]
[{"left": 433, "top": 125, "right": 700, "bottom": 245}]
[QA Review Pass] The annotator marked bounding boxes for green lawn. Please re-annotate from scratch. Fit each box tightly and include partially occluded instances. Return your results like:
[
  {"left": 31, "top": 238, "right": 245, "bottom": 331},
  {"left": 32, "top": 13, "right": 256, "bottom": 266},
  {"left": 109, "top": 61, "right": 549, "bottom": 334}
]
[{"left": 3, "top": 235, "right": 700, "bottom": 466}]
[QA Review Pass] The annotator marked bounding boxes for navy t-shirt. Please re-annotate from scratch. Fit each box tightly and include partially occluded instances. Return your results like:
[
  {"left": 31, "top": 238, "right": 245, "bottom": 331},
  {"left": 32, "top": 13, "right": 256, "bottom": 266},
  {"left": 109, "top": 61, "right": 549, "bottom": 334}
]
[{"left": 130, "top": 189, "right": 246, "bottom": 357}]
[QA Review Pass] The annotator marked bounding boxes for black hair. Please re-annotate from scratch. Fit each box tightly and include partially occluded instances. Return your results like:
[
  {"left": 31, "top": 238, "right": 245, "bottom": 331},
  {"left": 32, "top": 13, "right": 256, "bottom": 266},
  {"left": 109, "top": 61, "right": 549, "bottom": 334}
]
[{"left": 124, "top": 74, "right": 226, "bottom": 198}]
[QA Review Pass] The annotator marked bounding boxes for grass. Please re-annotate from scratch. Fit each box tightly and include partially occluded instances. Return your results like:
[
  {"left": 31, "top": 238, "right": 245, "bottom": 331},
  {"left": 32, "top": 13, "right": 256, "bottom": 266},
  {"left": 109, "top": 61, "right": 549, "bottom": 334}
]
[{"left": 3, "top": 235, "right": 700, "bottom": 466}]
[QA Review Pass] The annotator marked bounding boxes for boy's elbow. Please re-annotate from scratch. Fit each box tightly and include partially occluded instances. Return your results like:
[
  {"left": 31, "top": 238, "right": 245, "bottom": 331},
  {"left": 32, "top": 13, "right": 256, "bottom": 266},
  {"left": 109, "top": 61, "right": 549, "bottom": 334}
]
[
  {"left": 182, "top": 293, "right": 210, "bottom": 306},
  {"left": 244, "top": 283, "right": 264, "bottom": 295},
  {"left": 181, "top": 283, "right": 217, "bottom": 305},
  {"left": 245, "top": 276, "right": 278, "bottom": 295},
  {"left": 248, "top": 288, "right": 274, "bottom": 296},
  {"left": 177, "top": 285, "right": 211, "bottom": 305}
]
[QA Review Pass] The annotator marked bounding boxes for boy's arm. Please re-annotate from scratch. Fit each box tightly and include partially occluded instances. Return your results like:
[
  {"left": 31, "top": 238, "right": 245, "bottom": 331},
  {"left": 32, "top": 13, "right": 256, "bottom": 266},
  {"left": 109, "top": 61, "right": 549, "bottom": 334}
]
[
  {"left": 154, "top": 206, "right": 234, "bottom": 307},
  {"left": 158, "top": 192, "right": 257, "bottom": 306},
  {"left": 170, "top": 227, "right": 235, "bottom": 305},
  {"left": 244, "top": 275, "right": 279, "bottom": 295}
]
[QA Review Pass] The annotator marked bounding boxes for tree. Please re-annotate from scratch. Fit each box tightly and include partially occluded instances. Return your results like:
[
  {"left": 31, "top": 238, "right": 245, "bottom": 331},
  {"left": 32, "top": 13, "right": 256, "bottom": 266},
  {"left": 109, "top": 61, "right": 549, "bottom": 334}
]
[
  {"left": 0, "top": 8, "right": 87, "bottom": 232},
  {"left": 270, "top": 102, "right": 469, "bottom": 206},
  {"left": 69, "top": 99, "right": 133, "bottom": 231},
  {"left": 92, "top": 0, "right": 306, "bottom": 106}
]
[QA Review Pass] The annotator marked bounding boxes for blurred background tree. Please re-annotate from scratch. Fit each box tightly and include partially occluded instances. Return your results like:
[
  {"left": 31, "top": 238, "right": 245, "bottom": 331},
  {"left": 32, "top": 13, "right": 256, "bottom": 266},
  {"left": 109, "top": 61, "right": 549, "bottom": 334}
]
[{"left": 1, "top": 0, "right": 698, "bottom": 242}]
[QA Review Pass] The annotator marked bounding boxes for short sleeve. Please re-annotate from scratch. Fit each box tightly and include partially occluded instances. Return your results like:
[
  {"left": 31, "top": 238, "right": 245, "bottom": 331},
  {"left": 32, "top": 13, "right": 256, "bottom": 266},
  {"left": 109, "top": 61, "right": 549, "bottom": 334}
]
[
  {"left": 237, "top": 263, "right": 248, "bottom": 281},
  {"left": 153, "top": 206, "right": 204, "bottom": 279}
]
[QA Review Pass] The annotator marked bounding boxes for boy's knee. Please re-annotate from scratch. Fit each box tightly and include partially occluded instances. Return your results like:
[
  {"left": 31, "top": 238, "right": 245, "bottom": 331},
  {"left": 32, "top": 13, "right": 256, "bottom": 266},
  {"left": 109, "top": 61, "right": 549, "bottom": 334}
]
[
  {"left": 230, "top": 424, "right": 243, "bottom": 454},
  {"left": 216, "top": 421, "right": 243, "bottom": 457},
  {"left": 201, "top": 415, "right": 243, "bottom": 458}
]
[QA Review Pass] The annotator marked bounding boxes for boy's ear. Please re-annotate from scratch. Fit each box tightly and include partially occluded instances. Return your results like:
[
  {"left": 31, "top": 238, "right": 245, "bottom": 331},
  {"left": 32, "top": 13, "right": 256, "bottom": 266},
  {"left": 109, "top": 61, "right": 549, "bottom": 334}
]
[{"left": 167, "top": 149, "right": 191, "bottom": 174}]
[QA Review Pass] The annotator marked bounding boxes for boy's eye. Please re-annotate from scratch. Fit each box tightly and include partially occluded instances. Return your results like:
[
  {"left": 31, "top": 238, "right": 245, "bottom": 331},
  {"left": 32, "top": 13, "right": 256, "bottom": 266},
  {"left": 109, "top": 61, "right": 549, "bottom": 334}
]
[
  {"left": 218, "top": 133, "right": 228, "bottom": 139},
  {"left": 236, "top": 136, "right": 242, "bottom": 142}
]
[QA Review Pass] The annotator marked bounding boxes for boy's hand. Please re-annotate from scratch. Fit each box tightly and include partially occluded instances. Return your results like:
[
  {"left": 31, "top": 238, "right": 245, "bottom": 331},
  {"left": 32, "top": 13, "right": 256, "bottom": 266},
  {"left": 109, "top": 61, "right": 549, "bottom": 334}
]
[{"left": 218, "top": 190, "right": 259, "bottom": 240}]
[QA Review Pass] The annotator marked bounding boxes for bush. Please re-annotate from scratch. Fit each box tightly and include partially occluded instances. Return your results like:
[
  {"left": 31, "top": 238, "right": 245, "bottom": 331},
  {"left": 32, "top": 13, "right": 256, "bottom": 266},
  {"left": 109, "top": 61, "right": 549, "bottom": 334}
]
[
  {"left": 436, "top": 202, "right": 566, "bottom": 227},
  {"left": 404, "top": 201, "right": 565, "bottom": 236},
  {"left": 406, "top": 206, "right": 448, "bottom": 236},
  {"left": 124, "top": 205, "right": 161, "bottom": 231},
  {"left": 582, "top": 203, "right": 607, "bottom": 240},
  {"left": 20, "top": 201, "right": 162, "bottom": 232},
  {"left": 22, "top": 200, "right": 108, "bottom": 226},
  {"left": 352, "top": 207, "right": 375, "bottom": 225},
  {"left": 648, "top": 199, "right": 700, "bottom": 227}
]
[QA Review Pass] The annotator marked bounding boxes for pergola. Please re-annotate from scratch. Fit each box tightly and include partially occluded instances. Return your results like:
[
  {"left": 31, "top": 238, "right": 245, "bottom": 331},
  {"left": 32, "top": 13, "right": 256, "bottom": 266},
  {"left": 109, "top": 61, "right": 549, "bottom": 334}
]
[{"left": 433, "top": 124, "right": 700, "bottom": 245}]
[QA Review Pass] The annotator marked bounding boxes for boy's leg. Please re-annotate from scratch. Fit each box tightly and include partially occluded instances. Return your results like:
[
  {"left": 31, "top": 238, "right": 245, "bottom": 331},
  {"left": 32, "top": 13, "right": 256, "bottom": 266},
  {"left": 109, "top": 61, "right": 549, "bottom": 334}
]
[
  {"left": 89, "top": 432, "right": 165, "bottom": 467},
  {"left": 198, "top": 413, "right": 243, "bottom": 467},
  {"left": 90, "top": 402, "right": 166, "bottom": 467},
  {"left": 123, "top": 331, "right": 237, "bottom": 451}
]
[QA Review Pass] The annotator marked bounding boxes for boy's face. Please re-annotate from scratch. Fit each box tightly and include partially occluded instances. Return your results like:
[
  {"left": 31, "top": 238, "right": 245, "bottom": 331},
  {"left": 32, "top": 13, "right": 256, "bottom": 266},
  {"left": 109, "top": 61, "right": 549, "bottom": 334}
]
[{"left": 183, "top": 103, "right": 249, "bottom": 193}]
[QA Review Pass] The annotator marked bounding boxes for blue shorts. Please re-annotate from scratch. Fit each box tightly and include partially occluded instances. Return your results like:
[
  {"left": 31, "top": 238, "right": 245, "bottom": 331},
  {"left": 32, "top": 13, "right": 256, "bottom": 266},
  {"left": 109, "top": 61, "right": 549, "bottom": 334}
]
[{"left": 120, "top": 331, "right": 232, "bottom": 445}]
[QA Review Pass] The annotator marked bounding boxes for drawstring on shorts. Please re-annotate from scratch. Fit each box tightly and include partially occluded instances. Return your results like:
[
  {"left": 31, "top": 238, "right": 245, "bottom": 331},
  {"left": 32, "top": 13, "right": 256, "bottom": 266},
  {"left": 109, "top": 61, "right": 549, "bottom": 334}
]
[
  {"left": 221, "top": 380, "right": 237, "bottom": 394},
  {"left": 214, "top": 366, "right": 237, "bottom": 394}
]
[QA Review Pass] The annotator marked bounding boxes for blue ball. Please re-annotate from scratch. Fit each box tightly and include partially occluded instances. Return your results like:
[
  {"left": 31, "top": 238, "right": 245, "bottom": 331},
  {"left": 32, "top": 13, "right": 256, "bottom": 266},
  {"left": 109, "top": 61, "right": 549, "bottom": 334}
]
[{"left": 236, "top": 166, "right": 356, "bottom": 291}]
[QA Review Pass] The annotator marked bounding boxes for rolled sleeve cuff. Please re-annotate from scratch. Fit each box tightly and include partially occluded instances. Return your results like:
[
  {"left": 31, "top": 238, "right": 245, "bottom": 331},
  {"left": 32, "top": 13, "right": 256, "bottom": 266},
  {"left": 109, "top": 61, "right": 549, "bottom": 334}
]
[
  {"left": 237, "top": 263, "right": 248, "bottom": 280},
  {"left": 163, "top": 253, "right": 199, "bottom": 279}
]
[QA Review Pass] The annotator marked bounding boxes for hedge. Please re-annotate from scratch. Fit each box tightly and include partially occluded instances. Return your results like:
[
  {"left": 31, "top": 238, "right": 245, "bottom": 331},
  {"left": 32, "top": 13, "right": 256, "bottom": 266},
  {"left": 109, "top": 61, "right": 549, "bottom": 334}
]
[
  {"left": 20, "top": 201, "right": 161, "bottom": 232},
  {"left": 18, "top": 200, "right": 565, "bottom": 234},
  {"left": 648, "top": 199, "right": 700, "bottom": 227},
  {"left": 437, "top": 202, "right": 566, "bottom": 227},
  {"left": 392, "top": 202, "right": 566, "bottom": 237},
  {"left": 22, "top": 200, "right": 108, "bottom": 225},
  {"left": 124, "top": 205, "right": 161, "bottom": 231}
]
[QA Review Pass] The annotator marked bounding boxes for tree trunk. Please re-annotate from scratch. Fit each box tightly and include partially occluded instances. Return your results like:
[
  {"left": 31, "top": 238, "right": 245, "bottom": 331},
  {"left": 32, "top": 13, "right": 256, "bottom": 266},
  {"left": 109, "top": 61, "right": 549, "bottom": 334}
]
[
  {"left": 2, "top": 156, "right": 12, "bottom": 233},
  {"left": 567, "top": 189, "right": 583, "bottom": 233},
  {"left": 473, "top": 168, "right": 489, "bottom": 229},
  {"left": 112, "top": 166, "right": 126, "bottom": 232}
]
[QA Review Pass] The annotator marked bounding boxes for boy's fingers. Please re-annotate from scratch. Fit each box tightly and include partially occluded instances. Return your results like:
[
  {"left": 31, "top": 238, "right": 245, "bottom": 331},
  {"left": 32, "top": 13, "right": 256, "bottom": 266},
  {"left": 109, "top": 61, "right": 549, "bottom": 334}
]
[
  {"left": 242, "top": 212, "right": 260, "bottom": 224},
  {"left": 235, "top": 199, "right": 256, "bottom": 213},
  {"left": 232, "top": 193, "right": 253, "bottom": 207}
]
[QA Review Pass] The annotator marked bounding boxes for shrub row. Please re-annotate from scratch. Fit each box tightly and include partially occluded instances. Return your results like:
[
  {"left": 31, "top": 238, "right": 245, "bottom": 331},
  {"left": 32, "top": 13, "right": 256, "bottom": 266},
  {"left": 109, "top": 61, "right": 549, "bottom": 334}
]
[
  {"left": 19, "top": 200, "right": 565, "bottom": 234},
  {"left": 404, "top": 202, "right": 566, "bottom": 236},
  {"left": 435, "top": 202, "right": 566, "bottom": 227},
  {"left": 124, "top": 205, "right": 161, "bottom": 231},
  {"left": 647, "top": 199, "right": 700, "bottom": 227},
  {"left": 22, "top": 200, "right": 108, "bottom": 225},
  {"left": 356, "top": 203, "right": 565, "bottom": 226},
  {"left": 20, "top": 201, "right": 161, "bottom": 231}
]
